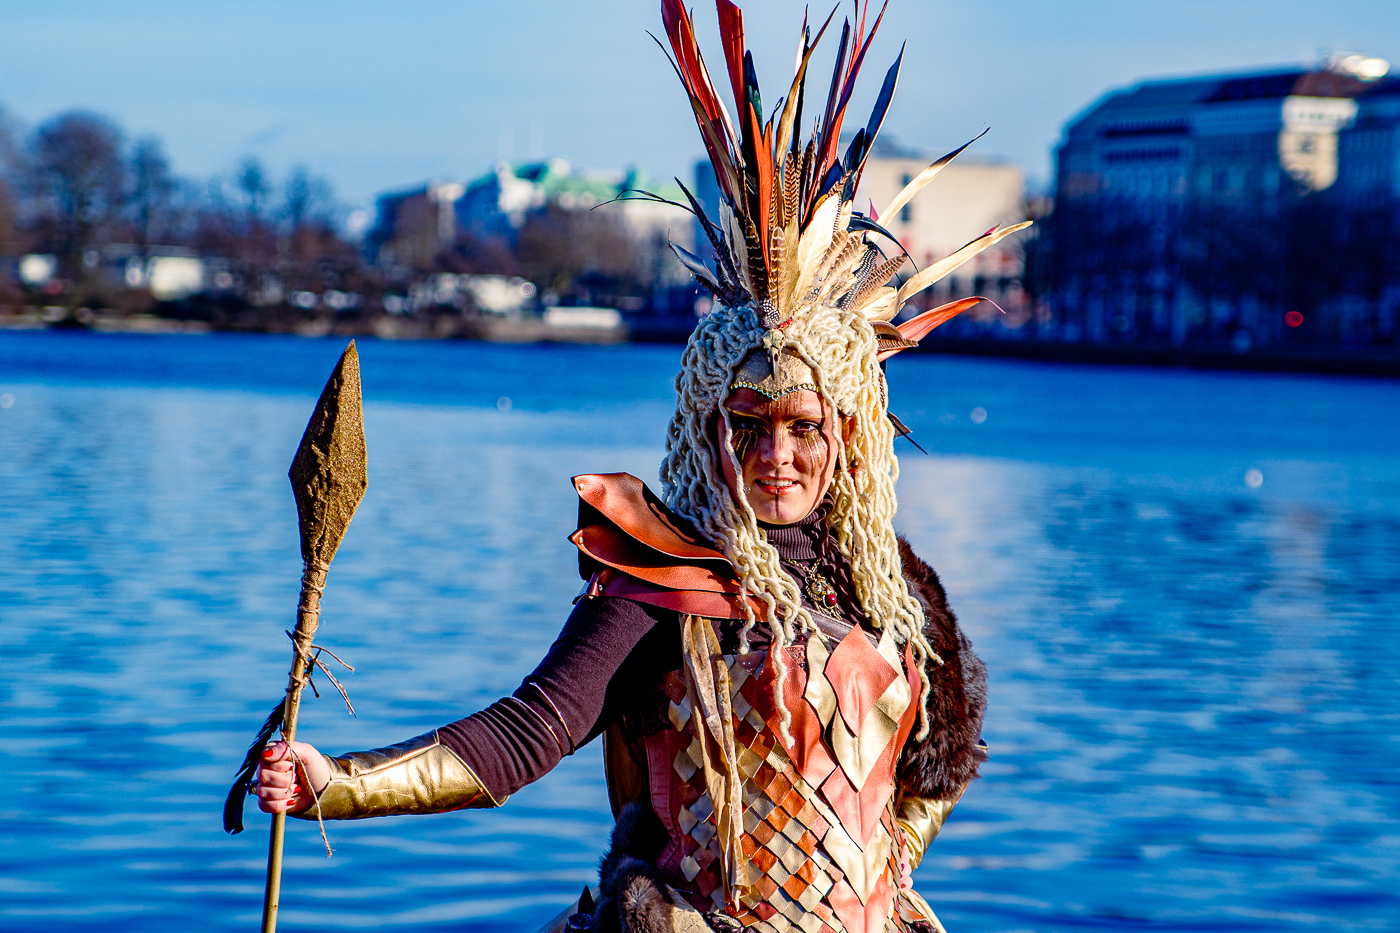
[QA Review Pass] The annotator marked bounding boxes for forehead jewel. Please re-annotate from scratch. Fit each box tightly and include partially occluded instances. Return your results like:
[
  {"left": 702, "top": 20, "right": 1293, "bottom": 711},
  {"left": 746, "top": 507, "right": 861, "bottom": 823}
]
[{"left": 729, "top": 349, "right": 819, "bottom": 401}]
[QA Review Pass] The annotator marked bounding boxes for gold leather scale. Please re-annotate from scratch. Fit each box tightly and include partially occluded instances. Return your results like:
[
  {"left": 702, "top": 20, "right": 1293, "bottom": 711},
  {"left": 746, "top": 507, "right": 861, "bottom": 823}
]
[{"left": 894, "top": 790, "right": 964, "bottom": 872}]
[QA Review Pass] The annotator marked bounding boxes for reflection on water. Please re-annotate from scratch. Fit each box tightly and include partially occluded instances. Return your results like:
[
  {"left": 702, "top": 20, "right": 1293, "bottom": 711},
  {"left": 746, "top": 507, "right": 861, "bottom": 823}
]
[{"left": 1, "top": 331, "right": 1397, "bottom": 931}]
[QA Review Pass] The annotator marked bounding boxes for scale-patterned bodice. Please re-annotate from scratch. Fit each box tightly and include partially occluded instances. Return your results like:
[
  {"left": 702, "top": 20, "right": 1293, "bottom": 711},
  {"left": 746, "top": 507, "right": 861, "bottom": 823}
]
[{"left": 642, "top": 618, "right": 937, "bottom": 933}]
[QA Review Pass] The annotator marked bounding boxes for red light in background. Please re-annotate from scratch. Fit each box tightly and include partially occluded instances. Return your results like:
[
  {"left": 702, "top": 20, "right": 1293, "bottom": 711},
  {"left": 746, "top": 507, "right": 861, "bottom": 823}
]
[{"left": 1285, "top": 311, "right": 1304, "bottom": 328}]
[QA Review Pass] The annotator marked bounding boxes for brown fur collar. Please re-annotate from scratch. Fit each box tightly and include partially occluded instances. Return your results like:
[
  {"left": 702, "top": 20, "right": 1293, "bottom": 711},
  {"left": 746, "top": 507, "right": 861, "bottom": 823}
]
[{"left": 896, "top": 536, "right": 988, "bottom": 800}]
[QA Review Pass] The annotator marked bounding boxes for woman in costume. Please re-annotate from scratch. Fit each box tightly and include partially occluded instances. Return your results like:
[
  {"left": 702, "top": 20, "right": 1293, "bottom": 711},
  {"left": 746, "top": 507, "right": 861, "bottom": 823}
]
[{"left": 255, "top": 3, "right": 1025, "bottom": 930}]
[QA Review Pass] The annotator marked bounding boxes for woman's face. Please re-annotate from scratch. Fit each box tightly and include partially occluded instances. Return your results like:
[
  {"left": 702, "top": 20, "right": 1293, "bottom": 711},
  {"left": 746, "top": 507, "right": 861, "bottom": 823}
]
[{"left": 714, "top": 387, "right": 843, "bottom": 525}]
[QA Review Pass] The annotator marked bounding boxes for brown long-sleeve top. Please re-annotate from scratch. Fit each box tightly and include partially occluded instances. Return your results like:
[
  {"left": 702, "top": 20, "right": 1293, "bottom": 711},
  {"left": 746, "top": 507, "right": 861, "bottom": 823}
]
[{"left": 437, "top": 507, "right": 861, "bottom": 803}]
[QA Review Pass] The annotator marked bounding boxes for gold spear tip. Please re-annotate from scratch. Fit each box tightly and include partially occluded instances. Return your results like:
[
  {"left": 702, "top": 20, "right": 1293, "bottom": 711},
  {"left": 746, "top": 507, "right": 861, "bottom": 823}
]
[{"left": 289, "top": 341, "right": 368, "bottom": 566}]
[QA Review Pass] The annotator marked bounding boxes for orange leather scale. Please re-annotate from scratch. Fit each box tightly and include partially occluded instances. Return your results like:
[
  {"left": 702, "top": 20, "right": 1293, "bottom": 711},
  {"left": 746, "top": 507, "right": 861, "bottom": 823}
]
[{"left": 571, "top": 472, "right": 758, "bottom": 619}]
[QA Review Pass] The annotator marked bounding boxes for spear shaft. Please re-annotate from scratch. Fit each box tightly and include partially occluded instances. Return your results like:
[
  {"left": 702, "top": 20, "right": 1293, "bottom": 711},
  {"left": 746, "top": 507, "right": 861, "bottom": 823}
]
[
  {"left": 260, "top": 561, "right": 328, "bottom": 931},
  {"left": 259, "top": 342, "right": 368, "bottom": 933}
]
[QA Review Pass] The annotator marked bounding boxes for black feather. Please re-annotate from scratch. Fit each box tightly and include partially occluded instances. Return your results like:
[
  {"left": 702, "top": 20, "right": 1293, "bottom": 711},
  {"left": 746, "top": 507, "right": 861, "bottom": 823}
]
[
  {"left": 817, "top": 20, "right": 852, "bottom": 154},
  {"left": 841, "top": 128, "right": 867, "bottom": 175},
  {"left": 675, "top": 178, "right": 742, "bottom": 294},
  {"left": 742, "top": 51, "right": 763, "bottom": 132},
  {"left": 790, "top": 23, "right": 810, "bottom": 159},
  {"left": 670, "top": 241, "right": 722, "bottom": 292},
  {"left": 846, "top": 215, "right": 917, "bottom": 267},
  {"left": 889, "top": 411, "right": 928, "bottom": 454},
  {"left": 595, "top": 187, "right": 691, "bottom": 214},
  {"left": 858, "top": 45, "right": 904, "bottom": 175},
  {"left": 223, "top": 699, "right": 286, "bottom": 835},
  {"left": 673, "top": 179, "right": 725, "bottom": 247}
]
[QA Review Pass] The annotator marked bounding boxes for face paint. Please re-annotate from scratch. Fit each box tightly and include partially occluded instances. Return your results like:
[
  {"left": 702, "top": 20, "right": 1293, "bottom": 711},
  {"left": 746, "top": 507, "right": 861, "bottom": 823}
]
[{"left": 715, "top": 387, "right": 841, "bottom": 526}]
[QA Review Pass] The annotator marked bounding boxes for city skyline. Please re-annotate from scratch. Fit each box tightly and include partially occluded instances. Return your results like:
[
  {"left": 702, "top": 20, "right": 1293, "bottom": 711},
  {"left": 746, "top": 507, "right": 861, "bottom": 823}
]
[{"left": 2, "top": 0, "right": 1397, "bottom": 211}]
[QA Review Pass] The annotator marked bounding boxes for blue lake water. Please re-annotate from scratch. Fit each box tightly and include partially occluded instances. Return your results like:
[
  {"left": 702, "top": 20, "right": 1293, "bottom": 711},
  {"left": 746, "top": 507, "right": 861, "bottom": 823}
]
[{"left": 1, "top": 329, "right": 1397, "bottom": 932}]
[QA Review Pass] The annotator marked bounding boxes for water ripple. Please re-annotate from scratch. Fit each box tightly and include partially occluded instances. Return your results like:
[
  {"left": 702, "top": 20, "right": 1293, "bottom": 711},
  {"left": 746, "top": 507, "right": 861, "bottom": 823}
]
[{"left": 2, "top": 331, "right": 1397, "bottom": 930}]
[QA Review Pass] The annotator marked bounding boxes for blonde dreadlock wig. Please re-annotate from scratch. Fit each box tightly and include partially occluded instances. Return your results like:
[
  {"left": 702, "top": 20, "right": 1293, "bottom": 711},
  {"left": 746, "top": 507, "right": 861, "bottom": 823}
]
[{"left": 650, "top": 0, "right": 1030, "bottom": 740}]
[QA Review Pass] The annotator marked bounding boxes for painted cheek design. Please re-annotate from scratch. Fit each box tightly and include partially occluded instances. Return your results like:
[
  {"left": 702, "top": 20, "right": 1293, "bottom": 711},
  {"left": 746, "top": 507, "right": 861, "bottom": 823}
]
[
  {"left": 774, "top": 396, "right": 832, "bottom": 472},
  {"left": 730, "top": 424, "right": 762, "bottom": 461},
  {"left": 789, "top": 424, "right": 830, "bottom": 468}
]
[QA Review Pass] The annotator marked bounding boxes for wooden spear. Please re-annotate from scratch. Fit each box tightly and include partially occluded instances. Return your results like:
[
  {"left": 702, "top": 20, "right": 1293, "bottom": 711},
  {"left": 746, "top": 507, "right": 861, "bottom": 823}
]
[{"left": 237, "top": 341, "right": 367, "bottom": 933}]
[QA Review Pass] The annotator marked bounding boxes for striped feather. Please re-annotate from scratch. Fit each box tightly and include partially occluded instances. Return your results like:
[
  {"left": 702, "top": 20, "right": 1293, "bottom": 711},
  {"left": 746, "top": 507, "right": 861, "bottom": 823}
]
[
  {"left": 847, "top": 252, "right": 909, "bottom": 312},
  {"left": 781, "top": 150, "right": 799, "bottom": 227},
  {"left": 855, "top": 285, "right": 899, "bottom": 322}
]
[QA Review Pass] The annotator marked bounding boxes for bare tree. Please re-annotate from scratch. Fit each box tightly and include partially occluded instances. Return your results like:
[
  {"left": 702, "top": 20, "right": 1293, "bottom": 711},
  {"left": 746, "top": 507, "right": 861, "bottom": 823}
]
[
  {"left": 0, "top": 105, "right": 24, "bottom": 259},
  {"left": 236, "top": 156, "right": 268, "bottom": 231},
  {"left": 516, "top": 204, "right": 634, "bottom": 296},
  {"left": 282, "top": 165, "right": 332, "bottom": 234},
  {"left": 281, "top": 164, "right": 335, "bottom": 260},
  {"left": 129, "top": 136, "right": 175, "bottom": 255},
  {"left": 29, "top": 111, "right": 126, "bottom": 277}
]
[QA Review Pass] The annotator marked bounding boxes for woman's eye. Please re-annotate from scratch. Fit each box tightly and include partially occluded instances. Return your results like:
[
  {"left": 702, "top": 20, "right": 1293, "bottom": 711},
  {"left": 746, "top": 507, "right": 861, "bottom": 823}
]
[{"left": 791, "top": 421, "right": 821, "bottom": 434}]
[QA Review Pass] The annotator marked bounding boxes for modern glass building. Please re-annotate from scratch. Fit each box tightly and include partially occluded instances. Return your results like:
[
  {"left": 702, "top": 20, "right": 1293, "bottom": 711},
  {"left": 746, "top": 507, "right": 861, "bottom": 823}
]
[{"left": 1039, "top": 56, "right": 1399, "bottom": 349}]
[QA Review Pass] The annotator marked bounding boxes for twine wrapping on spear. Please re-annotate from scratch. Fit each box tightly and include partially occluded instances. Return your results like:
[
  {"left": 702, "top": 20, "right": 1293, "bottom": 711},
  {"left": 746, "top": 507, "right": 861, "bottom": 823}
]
[{"left": 220, "top": 341, "right": 367, "bottom": 933}]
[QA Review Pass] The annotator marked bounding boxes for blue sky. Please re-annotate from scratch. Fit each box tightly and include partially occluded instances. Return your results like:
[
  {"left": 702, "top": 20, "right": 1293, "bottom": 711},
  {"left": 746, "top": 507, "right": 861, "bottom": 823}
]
[{"left": 2, "top": 0, "right": 1396, "bottom": 211}]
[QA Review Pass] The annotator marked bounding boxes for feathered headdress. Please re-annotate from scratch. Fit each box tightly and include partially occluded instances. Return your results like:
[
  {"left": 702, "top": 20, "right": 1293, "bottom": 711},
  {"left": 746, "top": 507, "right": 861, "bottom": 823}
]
[{"left": 657, "top": 0, "right": 1030, "bottom": 369}]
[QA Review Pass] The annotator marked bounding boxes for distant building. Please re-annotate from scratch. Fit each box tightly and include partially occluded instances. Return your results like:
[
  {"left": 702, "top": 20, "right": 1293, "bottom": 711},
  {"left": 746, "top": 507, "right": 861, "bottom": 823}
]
[
  {"left": 694, "top": 138, "right": 1026, "bottom": 323},
  {"left": 1042, "top": 54, "right": 1400, "bottom": 348},
  {"left": 370, "top": 160, "right": 693, "bottom": 279},
  {"left": 1057, "top": 54, "right": 1396, "bottom": 206},
  {"left": 852, "top": 139, "right": 1026, "bottom": 317},
  {"left": 369, "top": 180, "right": 467, "bottom": 268},
  {"left": 17, "top": 246, "right": 205, "bottom": 301}
]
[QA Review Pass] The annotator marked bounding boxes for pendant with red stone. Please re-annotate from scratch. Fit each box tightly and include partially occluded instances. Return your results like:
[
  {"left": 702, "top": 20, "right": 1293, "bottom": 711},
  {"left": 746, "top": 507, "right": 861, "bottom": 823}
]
[{"left": 804, "top": 568, "right": 840, "bottom": 611}]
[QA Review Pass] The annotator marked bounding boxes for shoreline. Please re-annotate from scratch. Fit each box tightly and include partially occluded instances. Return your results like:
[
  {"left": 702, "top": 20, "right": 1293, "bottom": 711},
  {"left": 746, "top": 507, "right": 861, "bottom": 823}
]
[
  {"left": 4, "top": 310, "right": 1397, "bottom": 379},
  {"left": 909, "top": 335, "right": 1400, "bottom": 378}
]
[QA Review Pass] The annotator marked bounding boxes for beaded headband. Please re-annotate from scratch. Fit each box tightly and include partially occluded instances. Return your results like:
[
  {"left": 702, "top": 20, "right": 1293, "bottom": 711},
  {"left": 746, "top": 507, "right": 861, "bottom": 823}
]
[{"left": 728, "top": 349, "right": 821, "bottom": 404}]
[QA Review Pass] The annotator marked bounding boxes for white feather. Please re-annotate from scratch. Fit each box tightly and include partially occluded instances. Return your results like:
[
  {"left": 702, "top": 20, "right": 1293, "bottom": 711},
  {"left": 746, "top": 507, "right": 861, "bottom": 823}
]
[
  {"left": 855, "top": 286, "right": 899, "bottom": 322},
  {"left": 794, "top": 194, "right": 840, "bottom": 298},
  {"left": 896, "top": 222, "right": 1032, "bottom": 306}
]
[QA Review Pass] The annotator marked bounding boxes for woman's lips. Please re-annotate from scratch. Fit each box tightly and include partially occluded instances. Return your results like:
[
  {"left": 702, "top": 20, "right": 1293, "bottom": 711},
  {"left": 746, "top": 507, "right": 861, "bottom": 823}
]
[{"left": 755, "top": 478, "right": 800, "bottom": 496}]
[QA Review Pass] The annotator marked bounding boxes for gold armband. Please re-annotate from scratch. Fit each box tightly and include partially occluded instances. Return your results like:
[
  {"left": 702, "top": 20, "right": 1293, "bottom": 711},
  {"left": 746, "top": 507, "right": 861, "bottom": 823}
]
[
  {"left": 896, "top": 785, "right": 966, "bottom": 871},
  {"left": 292, "top": 730, "right": 504, "bottom": 821}
]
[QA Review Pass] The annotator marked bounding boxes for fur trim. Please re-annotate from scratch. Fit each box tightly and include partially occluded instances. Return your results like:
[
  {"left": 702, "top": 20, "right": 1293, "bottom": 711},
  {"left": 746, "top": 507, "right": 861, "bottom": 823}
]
[
  {"left": 594, "top": 802, "right": 670, "bottom": 932},
  {"left": 594, "top": 803, "right": 724, "bottom": 932},
  {"left": 896, "top": 537, "right": 988, "bottom": 800}
]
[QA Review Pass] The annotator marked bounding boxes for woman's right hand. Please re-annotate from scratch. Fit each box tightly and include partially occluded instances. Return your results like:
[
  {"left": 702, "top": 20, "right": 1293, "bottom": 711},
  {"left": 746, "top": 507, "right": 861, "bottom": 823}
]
[{"left": 254, "top": 740, "right": 330, "bottom": 814}]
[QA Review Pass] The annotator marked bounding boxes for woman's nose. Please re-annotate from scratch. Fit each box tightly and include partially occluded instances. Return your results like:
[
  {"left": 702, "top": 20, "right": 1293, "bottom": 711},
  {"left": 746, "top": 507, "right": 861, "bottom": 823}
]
[{"left": 758, "top": 428, "right": 796, "bottom": 467}]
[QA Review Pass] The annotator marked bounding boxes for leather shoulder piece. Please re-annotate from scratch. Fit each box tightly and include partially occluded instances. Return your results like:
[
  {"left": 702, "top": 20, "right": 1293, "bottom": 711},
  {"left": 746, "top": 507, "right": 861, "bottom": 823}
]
[
  {"left": 896, "top": 536, "right": 989, "bottom": 800},
  {"left": 570, "top": 473, "right": 751, "bottom": 620},
  {"left": 573, "top": 473, "right": 724, "bottom": 564}
]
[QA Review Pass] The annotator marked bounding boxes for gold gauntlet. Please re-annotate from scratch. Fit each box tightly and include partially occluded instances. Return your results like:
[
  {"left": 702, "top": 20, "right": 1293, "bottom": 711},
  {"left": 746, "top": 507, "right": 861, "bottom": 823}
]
[
  {"left": 896, "top": 785, "right": 967, "bottom": 870},
  {"left": 292, "top": 730, "right": 505, "bottom": 821}
]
